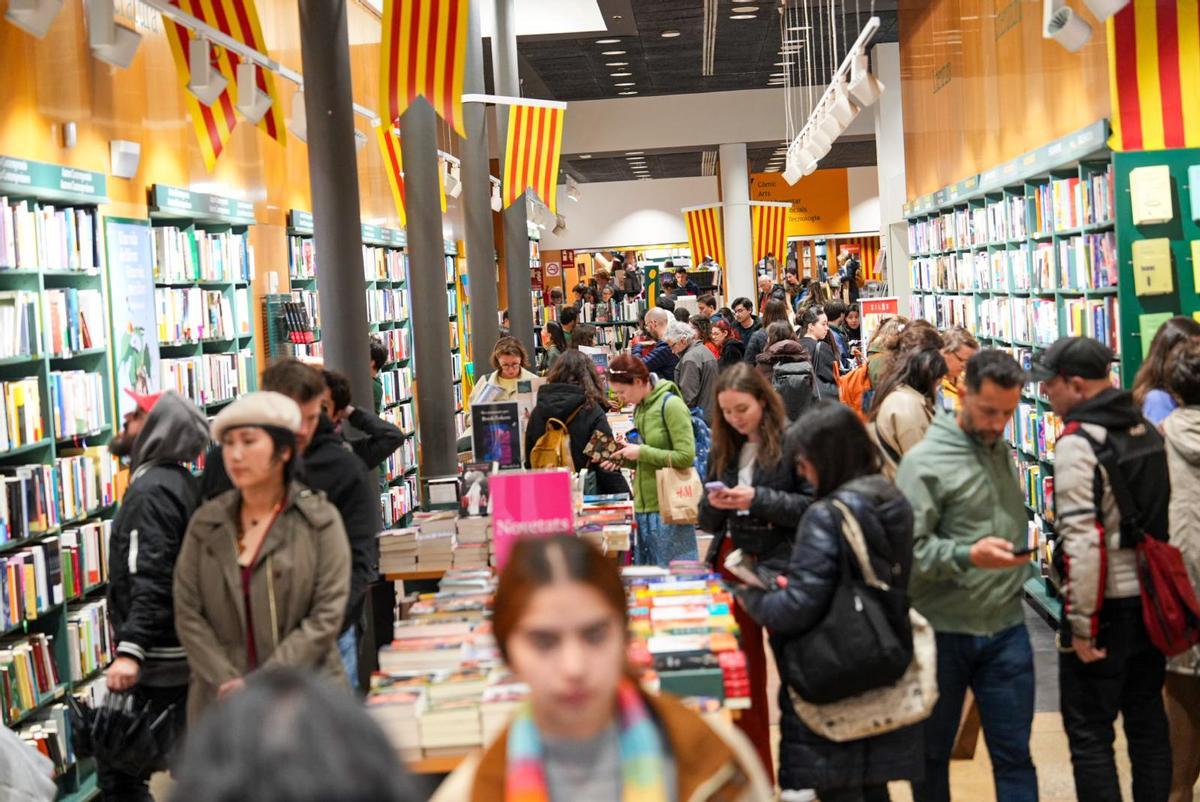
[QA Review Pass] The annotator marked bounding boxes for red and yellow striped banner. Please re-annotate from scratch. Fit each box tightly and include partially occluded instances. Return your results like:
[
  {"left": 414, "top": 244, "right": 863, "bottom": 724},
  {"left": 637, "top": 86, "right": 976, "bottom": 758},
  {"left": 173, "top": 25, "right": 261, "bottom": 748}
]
[
  {"left": 161, "top": 0, "right": 285, "bottom": 171},
  {"left": 377, "top": 126, "right": 407, "bottom": 227},
  {"left": 751, "top": 203, "right": 789, "bottom": 267},
  {"left": 1107, "top": 1, "right": 1200, "bottom": 151},
  {"left": 684, "top": 205, "right": 725, "bottom": 268},
  {"left": 378, "top": 0, "right": 468, "bottom": 136},
  {"left": 502, "top": 103, "right": 565, "bottom": 215}
]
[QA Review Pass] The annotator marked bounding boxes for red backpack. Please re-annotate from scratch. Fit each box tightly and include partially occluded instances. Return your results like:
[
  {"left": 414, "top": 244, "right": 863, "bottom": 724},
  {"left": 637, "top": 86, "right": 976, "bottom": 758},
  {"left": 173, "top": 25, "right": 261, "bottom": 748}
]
[{"left": 1066, "top": 421, "right": 1200, "bottom": 657}]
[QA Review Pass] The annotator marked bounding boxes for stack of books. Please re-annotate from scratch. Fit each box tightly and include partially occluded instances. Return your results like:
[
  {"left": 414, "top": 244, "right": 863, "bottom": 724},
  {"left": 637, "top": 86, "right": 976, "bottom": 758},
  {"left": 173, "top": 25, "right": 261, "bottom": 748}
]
[
  {"left": 413, "top": 511, "right": 457, "bottom": 572},
  {"left": 577, "top": 495, "right": 634, "bottom": 554},
  {"left": 454, "top": 516, "right": 491, "bottom": 569},
  {"left": 378, "top": 528, "right": 418, "bottom": 574}
]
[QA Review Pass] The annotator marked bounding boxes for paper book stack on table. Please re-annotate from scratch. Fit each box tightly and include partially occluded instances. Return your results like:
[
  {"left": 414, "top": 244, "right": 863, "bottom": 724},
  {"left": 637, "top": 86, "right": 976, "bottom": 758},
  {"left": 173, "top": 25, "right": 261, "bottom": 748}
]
[{"left": 378, "top": 528, "right": 419, "bottom": 574}]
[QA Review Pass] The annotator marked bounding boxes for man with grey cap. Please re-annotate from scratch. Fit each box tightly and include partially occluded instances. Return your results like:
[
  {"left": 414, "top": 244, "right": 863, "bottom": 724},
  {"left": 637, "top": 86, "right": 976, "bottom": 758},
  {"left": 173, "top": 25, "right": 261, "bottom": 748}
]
[
  {"left": 1036, "top": 336, "right": 1173, "bottom": 801},
  {"left": 102, "top": 389, "right": 210, "bottom": 800}
]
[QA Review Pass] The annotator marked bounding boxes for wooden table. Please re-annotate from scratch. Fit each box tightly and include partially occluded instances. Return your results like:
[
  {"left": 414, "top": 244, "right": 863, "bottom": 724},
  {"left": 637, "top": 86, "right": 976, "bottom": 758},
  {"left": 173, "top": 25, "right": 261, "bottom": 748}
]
[{"left": 385, "top": 569, "right": 448, "bottom": 582}]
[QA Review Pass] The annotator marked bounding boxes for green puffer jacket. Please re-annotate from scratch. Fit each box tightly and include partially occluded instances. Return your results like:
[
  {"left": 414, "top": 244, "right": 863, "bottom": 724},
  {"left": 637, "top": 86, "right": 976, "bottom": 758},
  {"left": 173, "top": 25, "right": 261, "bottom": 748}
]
[
  {"left": 894, "top": 412, "right": 1033, "bottom": 636},
  {"left": 627, "top": 379, "right": 696, "bottom": 514}
]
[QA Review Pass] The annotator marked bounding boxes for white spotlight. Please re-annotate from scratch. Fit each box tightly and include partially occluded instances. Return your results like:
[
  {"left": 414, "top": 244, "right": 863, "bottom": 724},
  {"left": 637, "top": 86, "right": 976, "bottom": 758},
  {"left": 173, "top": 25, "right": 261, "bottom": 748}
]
[
  {"left": 808, "top": 125, "right": 833, "bottom": 156},
  {"left": 1083, "top": 0, "right": 1130, "bottom": 21},
  {"left": 354, "top": 130, "right": 367, "bottom": 151},
  {"left": 552, "top": 214, "right": 567, "bottom": 236},
  {"left": 782, "top": 150, "right": 803, "bottom": 186},
  {"left": 829, "top": 81, "right": 859, "bottom": 127},
  {"left": 490, "top": 181, "right": 503, "bottom": 213},
  {"left": 88, "top": 0, "right": 141, "bottom": 69},
  {"left": 290, "top": 90, "right": 308, "bottom": 143},
  {"left": 235, "top": 61, "right": 272, "bottom": 124},
  {"left": 1044, "top": 0, "right": 1092, "bottom": 52},
  {"left": 818, "top": 110, "right": 844, "bottom": 142},
  {"left": 5, "top": 0, "right": 62, "bottom": 38},
  {"left": 848, "top": 52, "right": 884, "bottom": 107},
  {"left": 187, "top": 37, "right": 227, "bottom": 106},
  {"left": 566, "top": 176, "right": 581, "bottom": 202}
]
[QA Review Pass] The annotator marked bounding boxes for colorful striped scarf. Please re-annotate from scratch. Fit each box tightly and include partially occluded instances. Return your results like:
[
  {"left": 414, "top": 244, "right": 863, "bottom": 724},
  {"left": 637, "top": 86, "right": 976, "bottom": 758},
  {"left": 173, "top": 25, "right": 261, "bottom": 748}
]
[{"left": 505, "top": 679, "right": 670, "bottom": 802}]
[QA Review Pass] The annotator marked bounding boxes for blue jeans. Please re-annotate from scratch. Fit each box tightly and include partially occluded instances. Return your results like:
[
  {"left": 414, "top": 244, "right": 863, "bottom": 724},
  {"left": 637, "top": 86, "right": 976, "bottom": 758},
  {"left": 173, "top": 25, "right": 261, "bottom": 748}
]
[
  {"left": 634, "top": 512, "right": 697, "bottom": 567},
  {"left": 912, "top": 624, "right": 1038, "bottom": 802},
  {"left": 338, "top": 627, "right": 359, "bottom": 691}
]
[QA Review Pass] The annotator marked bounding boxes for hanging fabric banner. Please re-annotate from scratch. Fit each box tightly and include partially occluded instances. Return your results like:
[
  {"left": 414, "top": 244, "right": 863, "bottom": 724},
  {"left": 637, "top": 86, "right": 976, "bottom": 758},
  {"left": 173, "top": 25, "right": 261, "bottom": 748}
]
[
  {"left": 378, "top": 0, "right": 469, "bottom": 135},
  {"left": 377, "top": 126, "right": 407, "bottom": 227},
  {"left": 683, "top": 204, "right": 726, "bottom": 268},
  {"left": 502, "top": 101, "right": 567, "bottom": 215},
  {"left": 160, "top": 0, "right": 286, "bottom": 171},
  {"left": 750, "top": 202, "right": 790, "bottom": 267},
  {"left": 1107, "top": 1, "right": 1200, "bottom": 150}
]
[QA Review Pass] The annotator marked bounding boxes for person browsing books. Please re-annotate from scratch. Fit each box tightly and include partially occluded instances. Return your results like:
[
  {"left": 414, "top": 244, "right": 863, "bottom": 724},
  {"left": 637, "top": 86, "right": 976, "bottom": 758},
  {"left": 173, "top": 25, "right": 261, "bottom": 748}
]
[
  {"left": 470, "top": 337, "right": 539, "bottom": 405},
  {"left": 430, "top": 536, "right": 773, "bottom": 802},
  {"left": 173, "top": 392, "right": 351, "bottom": 727}
]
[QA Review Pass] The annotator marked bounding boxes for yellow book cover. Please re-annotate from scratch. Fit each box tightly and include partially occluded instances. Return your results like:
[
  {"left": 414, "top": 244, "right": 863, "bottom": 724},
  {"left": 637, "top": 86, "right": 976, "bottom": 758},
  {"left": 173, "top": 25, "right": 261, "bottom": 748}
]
[
  {"left": 7, "top": 382, "right": 21, "bottom": 447},
  {"left": 1192, "top": 240, "right": 1200, "bottom": 294},
  {"left": 22, "top": 563, "right": 36, "bottom": 618},
  {"left": 12, "top": 648, "right": 33, "bottom": 710},
  {"left": 1130, "top": 165, "right": 1174, "bottom": 225},
  {"left": 1132, "top": 238, "right": 1174, "bottom": 296}
]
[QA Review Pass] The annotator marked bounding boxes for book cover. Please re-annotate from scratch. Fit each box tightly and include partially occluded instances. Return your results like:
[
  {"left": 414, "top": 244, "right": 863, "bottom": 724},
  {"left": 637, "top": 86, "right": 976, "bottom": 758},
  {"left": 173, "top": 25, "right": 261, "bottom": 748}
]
[
  {"left": 1131, "top": 238, "right": 1174, "bottom": 296},
  {"left": 470, "top": 402, "right": 521, "bottom": 470},
  {"left": 1130, "top": 164, "right": 1174, "bottom": 225}
]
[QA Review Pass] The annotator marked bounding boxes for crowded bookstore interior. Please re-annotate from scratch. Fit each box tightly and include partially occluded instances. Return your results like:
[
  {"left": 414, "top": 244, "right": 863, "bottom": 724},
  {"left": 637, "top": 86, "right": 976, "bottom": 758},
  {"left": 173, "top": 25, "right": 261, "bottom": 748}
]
[{"left": 2, "top": 0, "right": 1200, "bottom": 800}]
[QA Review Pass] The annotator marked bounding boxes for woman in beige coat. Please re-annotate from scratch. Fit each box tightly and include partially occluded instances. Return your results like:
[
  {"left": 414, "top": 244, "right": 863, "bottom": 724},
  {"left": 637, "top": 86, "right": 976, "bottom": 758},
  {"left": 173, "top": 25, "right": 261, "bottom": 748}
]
[
  {"left": 868, "top": 347, "right": 948, "bottom": 479},
  {"left": 173, "top": 392, "right": 350, "bottom": 726}
]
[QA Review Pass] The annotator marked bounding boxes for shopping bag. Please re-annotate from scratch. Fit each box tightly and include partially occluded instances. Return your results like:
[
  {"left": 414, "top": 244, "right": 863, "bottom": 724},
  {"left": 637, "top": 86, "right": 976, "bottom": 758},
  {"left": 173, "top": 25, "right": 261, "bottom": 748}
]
[{"left": 656, "top": 466, "right": 702, "bottom": 524}]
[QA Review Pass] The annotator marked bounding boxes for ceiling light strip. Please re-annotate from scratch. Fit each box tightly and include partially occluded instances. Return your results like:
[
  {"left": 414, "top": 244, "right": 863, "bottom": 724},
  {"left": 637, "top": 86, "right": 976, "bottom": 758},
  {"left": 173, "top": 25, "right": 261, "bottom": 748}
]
[{"left": 702, "top": 0, "right": 718, "bottom": 76}]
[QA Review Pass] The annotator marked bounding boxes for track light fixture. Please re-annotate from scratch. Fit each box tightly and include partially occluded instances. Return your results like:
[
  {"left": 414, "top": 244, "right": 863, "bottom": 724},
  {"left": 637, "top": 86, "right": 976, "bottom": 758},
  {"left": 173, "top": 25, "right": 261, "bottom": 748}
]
[
  {"left": 490, "top": 181, "right": 503, "bottom": 213},
  {"left": 828, "top": 80, "right": 859, "bottom": 127},
  {"left": 88, "top": 0, "right": 142, "bottom": 69},
  {"left": 187, "top": 36, "right": 228, "bottom": 106},
  {"left": 566, "top": 176, "right": 581, "bottom": 202},
  {"left": 354, "top": 130, "right": 367, "bottom": 151},
  {"left": 782, "top": 149, "right": 803, "bottom": 185},
  {"left": 847, "top": 52, "right": 884, "bottom": 107},
  {"left": 442, "top": 159, "right": 463, "bottom": 199},
  {"left": 290, "top": 90, "right": 308, "bottom": 143},
  {"left": 552, "top": 214, "right": 567, "bottom": 236},
  {"left": 5, "top": 0, "right": 62, "bottom": 38},
  {"left": 1043, "top": 0, "right": 1092, "bottom": 52},
  {"left": 235, "top": 61, "right": 272, "bottom": 124},
  {"left": 1082, "top": 0, "right": 1129, "bottom": 21}
]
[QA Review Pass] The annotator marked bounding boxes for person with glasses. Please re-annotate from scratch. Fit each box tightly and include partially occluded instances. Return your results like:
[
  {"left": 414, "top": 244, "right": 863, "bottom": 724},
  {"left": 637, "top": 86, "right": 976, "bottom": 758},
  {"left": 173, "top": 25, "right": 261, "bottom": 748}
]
[
  {"left": 938, "top": 327, "right": 980, "bottom": 414},
  {"left": 731, "top": 297, "right": 760, "bottom": 343},
  {"left": 469, "top": 337, "right": 539, "bottom": 406}
]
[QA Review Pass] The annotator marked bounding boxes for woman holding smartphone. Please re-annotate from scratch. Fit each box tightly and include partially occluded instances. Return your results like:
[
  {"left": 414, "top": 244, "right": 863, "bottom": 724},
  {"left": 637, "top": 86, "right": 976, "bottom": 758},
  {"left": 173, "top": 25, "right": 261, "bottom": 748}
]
[{"left": 699, "top": 363, "right": 813, "bottom": 779}]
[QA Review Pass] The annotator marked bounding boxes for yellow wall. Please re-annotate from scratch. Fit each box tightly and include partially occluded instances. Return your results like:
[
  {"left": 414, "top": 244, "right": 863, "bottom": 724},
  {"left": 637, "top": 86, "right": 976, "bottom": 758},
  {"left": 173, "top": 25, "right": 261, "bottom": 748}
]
[
  {"left": 0, "top": 0, "right": 411, "bottom": 363},
  {"left": 899, "top": 0, "right": 1111, "bottom": 200},
  {"left": 748, "top": 169, "right": 852, "bottom": 237}
]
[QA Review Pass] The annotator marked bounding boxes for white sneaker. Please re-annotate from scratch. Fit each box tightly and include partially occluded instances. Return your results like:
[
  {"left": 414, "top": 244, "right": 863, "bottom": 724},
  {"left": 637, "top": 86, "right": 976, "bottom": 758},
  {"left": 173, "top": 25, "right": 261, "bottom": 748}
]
[{"left": 779, "top": 791, "right": 817, "bottom": 802}]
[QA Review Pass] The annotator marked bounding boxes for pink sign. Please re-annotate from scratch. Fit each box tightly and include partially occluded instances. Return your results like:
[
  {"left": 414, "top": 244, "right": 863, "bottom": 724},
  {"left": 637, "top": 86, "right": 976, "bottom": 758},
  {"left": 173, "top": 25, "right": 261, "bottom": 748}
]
[{"left": 490, "top": 470, "right": 576, "bottom": 569}]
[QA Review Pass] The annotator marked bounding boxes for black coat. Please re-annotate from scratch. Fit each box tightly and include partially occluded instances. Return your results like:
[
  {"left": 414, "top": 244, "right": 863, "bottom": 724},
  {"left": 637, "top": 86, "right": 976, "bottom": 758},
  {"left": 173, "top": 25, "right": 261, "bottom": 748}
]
[
  {"left": 202, "top": 416, "right": 380, "bottom": 633},
  {"left": 523, "top": 383, "right": 630, "bottom": 496},
  {"left": 799, "top": 336, "right": 841, "bottom": 401},
  {"left": 756, "top": 340, "right": 816, "bottom": 421},
  {"left": 342, "top": 405, "right": 406, "bottom": 471},
  {"left": 737, "top": 475, "right": 923, "bottom": 791},
  {"left": 742, "top": 328, "right": 770, "bottom": 366},
  {"left": 718, "top": 338, "right": 746, "bottom": 369},
  {"left": 108, "top": 392, "right": 210, "bottom": 686},
  {"left": 699, "top": 445, "right": 812, "bottom": 568}
]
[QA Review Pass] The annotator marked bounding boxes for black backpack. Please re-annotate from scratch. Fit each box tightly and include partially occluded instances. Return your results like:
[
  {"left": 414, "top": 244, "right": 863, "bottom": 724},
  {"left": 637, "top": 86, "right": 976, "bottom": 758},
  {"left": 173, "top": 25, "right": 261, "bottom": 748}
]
[{"left": 772, "top": 362, "right": 816, "bottom": 421}]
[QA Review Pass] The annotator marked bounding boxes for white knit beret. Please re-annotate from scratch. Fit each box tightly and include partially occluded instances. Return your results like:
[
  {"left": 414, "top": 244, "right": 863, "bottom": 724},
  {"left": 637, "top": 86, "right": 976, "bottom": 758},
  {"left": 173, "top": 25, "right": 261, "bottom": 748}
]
[{"left": 211, "top": 391, "right": 303, "bottom": 440}]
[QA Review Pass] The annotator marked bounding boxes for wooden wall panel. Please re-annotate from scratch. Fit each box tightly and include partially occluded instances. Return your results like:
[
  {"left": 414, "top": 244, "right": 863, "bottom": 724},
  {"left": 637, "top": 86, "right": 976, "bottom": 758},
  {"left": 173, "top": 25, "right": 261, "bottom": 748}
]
[{"left": 900, "top": 0, "right": 1111, "bottom": 200}]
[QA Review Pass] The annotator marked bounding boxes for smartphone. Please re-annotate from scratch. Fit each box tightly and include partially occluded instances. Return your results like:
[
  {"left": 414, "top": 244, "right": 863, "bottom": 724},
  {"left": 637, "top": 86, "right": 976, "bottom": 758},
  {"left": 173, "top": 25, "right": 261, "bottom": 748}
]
[
  {"left": 1011, "top": 544, "right": 1038, "bottom": 557},
  {"left": 705, "top": 481, "right": 729, "bottom": 492}
]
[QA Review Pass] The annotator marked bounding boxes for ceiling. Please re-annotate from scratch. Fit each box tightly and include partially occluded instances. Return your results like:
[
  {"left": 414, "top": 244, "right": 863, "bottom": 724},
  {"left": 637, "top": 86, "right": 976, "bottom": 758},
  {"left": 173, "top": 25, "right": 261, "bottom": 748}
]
[{"left": 509, "top": 0, "right": 900, "bottom": 102}]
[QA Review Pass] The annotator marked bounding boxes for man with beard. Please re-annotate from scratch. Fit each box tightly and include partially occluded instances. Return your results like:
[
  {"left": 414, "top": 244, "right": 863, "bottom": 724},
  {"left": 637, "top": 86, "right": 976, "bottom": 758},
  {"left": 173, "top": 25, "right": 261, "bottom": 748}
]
[
  {"left": 895, "top": 350, "right": 1039, "bottom": 802},
  {"left": 103, "top": 390, "right": 209, "bottom": 801}
]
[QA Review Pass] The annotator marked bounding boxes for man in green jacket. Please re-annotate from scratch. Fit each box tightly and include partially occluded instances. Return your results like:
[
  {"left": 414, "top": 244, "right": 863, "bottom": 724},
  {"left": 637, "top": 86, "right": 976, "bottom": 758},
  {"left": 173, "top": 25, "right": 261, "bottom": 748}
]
[{"left": 894, "top": 349, "right": 1038, "bottom": 802}]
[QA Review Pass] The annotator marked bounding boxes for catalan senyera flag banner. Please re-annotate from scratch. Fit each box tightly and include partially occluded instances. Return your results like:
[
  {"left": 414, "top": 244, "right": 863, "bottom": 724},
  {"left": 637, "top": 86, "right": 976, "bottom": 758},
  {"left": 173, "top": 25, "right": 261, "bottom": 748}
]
[
  {"left": 378, "top": 0, "right": 468, "bottom": 135},
  {"left": 161, "top": 0, "right": 286, "bottom": 171},
  {"left": 1107, "top": 1, "right": 1200, "bottom": 151},
  {"left": 683, "top": 205, "right": 726, "bottom": 268},
  {"left": 377, "top": 126, "right": 407, "bottom": 228},
  {"left": 751, "top": 203, "right": 790, "bottom": 267},
  {"left": 502, "top": 103, "right": 566, "bottom": 215}
]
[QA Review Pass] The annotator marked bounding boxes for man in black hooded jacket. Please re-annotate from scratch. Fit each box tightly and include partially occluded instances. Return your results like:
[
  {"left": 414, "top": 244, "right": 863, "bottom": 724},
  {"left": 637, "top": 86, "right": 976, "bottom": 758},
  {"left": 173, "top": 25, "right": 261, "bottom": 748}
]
[
  {"left": 103, "top": 389, "right": 209, "bottom": 801},
  {"left": 201, "top": 360, "right": 379, "bottom": 690}
]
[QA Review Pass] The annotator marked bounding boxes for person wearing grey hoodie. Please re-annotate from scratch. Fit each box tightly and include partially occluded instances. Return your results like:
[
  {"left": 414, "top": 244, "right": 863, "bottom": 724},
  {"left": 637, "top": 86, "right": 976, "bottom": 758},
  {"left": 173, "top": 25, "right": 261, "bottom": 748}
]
[
  {"left": 102, "top": 389, "right": 210, "bottom": 802},
  {"left": 1163, "top": 340, "right": 1200, "bottom": 802}
]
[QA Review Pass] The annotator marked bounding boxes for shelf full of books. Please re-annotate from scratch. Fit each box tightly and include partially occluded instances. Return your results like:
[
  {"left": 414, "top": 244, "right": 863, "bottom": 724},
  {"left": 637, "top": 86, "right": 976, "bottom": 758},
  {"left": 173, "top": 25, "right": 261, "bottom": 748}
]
[
  {"left": 148, "top": 185, "right": 258, "bottom": 408},
  {"left": 903, "top": 122, "right": 1121, "bottom": 573},
  {"left": 0, "top": 155, "right": 124, "bottom": 799}
]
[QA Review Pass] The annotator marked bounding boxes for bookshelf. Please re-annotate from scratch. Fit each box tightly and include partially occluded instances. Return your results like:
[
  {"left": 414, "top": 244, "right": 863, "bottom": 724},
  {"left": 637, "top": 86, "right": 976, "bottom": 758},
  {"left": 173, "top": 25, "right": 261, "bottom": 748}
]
[
  {"left": 148, "top": 185, "right": 259, "bottom": 416},
  {"left": 0, "top": 155, "right": 120, "bottom": 798},
  {"left": 284, "top": 211, "right": 419, "bottom": 528},
  {"left": 445, "top": 242, "right": 466, "bottom": 438},
  {"left": 903, "top": 120, "right": 1120, "bottom": 599},
  {"left": 1110, "top": 147, "right": 1200, "bottom": 381}
]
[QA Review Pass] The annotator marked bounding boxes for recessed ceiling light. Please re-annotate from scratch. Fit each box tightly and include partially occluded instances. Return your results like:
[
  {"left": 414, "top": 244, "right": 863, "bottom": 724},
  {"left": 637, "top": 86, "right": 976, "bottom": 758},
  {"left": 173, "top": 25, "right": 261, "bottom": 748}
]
[
  {"left": 612, "top": 14, "right": 622, "bottom": 20},
  {"left": 770, "top": 72, "right": 786, "bottom": 77},
  {"left": 596, "top": 38, "right": 621, "bottom": 44},
  {"left": 606, "top": 61, "right": 629, "bottom": 67},
  {"left": 601, "top": 50, "right": 625, "bottom": 55},
  {"left": 787, "top": 25, "right": 811, "bottom": 32},
  {"left": 775, "top": 61, "right": 791, "bottom": 66},
  {"left": 580, "top": 154, "right": 592, "bottom": 159},
  {"left": 625, "top": 151, "right": 644, "bottom": 155},
  {"left": 611, "top": 72, "right": 632, "bottom": 77},
  {"left": 618, "top": 90, "right": 638, "bottom": 95},
  {"left": 615, "top": 82, "right": 636, "bottom": 87},
  {"left": 730, "top": 14, "right": 756, "bottom": 20},
  {"left": 732, "top": 5, "right": 759, "bottom": 11},
  {"left": 661, "top": 30, "right": 680, "bottom": 38}
]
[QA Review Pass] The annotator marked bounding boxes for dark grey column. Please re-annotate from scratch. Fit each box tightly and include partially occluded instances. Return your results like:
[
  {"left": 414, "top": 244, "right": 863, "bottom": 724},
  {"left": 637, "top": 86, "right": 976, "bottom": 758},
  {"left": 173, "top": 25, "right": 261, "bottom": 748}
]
[
  {"left": 399, "top": 99, "right": 456, "bottom": 478},
  {"left": 462, "top": 0, "right": 500, "bottom": 376},
  {"left": 296, "top": 0, "right": 372, "bottom": 405},
  {"left": 492, "top": 0, "right": 534, "bottom": 359}
]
